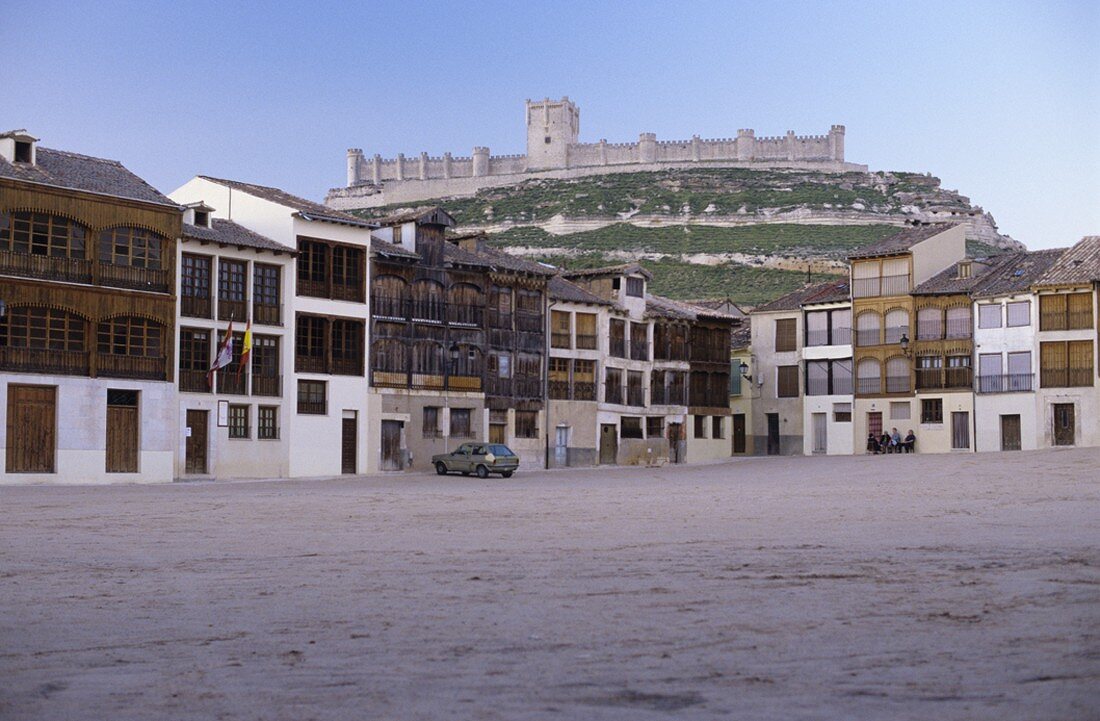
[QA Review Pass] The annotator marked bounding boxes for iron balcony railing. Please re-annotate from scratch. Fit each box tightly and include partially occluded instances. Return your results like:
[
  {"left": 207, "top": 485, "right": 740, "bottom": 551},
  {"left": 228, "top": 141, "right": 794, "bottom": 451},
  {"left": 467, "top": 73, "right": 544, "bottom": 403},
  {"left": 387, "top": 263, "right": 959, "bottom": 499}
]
[
  {"left": 605, "top": 383, "right": 624, "bottom": 405},
  {"left": 852, "top": 273, "right": 910, "bottom": 299},
  {"left": 573, "top": 382, "right": 597, "bottom": 401},
  {"left": 629, "top": 342, "right": 650, "bottom": 361},
  {"left": 857, "top": 377, "right": 881, "bottom": 394},
  {"left": 806, "top": 328, "right": 853, "bottom": 347},
  {"left": 884, "top": 325, "right": 908, "bottom": 345},
  {"left": 856, "top": 329, "right": 880, "bottom": 347},
  {"left": 806, "top": 377, "right": 853, "bottom": 396},
  {"left": 575, "top": 333, "right": 597, "bottom": 350},
  {"left": 976, "top": 373, "right": 1034, "bottom": 394},
  {"left": 550, "top": 332, "right": 571, "bottom": 349},
  {"left": 609, "top": 337, "right": 626, "bottom": 358},
  {"left": 885, "top": 374, "right": 911, "bottom": 393}
]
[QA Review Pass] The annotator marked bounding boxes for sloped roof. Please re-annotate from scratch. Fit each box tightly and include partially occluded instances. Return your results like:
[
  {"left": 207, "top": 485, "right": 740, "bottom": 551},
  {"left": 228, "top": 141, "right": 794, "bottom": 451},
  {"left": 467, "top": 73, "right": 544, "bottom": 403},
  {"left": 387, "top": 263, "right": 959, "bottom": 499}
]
[
  {"left": 646, "top": 295, "right": 741, "bottom": 322},
  {"left": 800, "top": 279, "right": 851, "bottom": 306},
  {"left": 970, "top": 249, "right": 1065, "bottom": 297},
  {"left": 0, "top": 146, "right": 175, "bottom": 206},
  {"left": 371, "top": 206, "right": 456, "bottom": 228},
  {"left": 370, "top": 236, "right": 420, "bottom": 260},
  {"left": 182, "top": 218, "right": 294, "bottom": 253},
  {"left": 548, "top": 275, "right": 612, "bottom": 305},
  {"left": 731, "top": 325, "right": 752, "bottom": 350},
  {"left": 847, "top": 223, "right": 956, "bottom": 260},
  {"left": 561, "top": 262, "right": 654, "bottom": 280},
  {"left": 753, "top": 279, "right": 850, "bottom": 313},
  {"left": 681, "top": 298, "right": 747, "bottom": 318},
  {"left": 910, "top": 257, "right": 1005, "bottom": 296},
  {"left": 197, "top": 176, "right": 370, "bottom": 226},
  {"left": 1035, "top": 236, "right": 1100, "bottom": 286}
]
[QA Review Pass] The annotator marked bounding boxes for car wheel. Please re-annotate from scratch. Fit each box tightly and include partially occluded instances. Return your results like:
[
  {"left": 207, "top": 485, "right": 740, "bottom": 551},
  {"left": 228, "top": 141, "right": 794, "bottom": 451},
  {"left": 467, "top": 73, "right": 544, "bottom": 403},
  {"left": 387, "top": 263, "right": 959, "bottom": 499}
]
[
  {"left": 476, "top": 465, "right": 489, "bottom": 479},
  {"left": 501, "top": 471, "right": 514, "bottom": 478},
  {"left": 435, "top": 462, "right": 448, "bottom": 476}
]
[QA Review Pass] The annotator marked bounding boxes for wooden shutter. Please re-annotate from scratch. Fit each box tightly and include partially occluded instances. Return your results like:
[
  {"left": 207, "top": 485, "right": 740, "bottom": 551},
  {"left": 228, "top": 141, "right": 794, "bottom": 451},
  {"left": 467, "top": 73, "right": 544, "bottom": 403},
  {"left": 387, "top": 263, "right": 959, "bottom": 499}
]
[
  {"left": 775, "top": 318, "right": 797, "bottom": 352},
  {"left": 1040, "top": 341, "right": 1067, "bottom": 387},
  {"left": 1040, "top": 294, "right": 1067, "bottom": 331},
  {"left": 1068, "top": 340, "right": 1094, "bottom": 385},
  {"left": 1067, "top": 292, "right": 1094, "bottom": 329},
  {"left": 777, "top": 365, "right": 799, "bottom": 397}
]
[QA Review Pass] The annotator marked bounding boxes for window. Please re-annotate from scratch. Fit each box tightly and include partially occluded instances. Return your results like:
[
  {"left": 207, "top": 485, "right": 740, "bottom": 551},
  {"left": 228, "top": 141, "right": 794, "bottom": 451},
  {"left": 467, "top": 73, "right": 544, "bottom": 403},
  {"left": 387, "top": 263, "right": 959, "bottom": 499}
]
[
  {"left": 332, "top": 245, "right": 365, "bottom": 301},
  {"left": 627, "top": 370, "right": 645, "bottom": 406},
  {"left": 99, "top": 227, "right": 163, "bottom": 269},
  {"left": 621, "top": 416, "right": 644, "bottom": 439},
  {"left": 629, "top": 322, "right": 649, "bottom": 360},
  {"left": 331, "top": 319, "right": 364, "bottom": 375},
  {"left": 1040, "top": 340, "right": 1094, "bottom": 387},
  {"left": 886, "top": 357, "right": 910, "bottom": 393},
  {"left": 253, "top": 264, "right": 281, "bottom": 325},
  {"left": 575, "top": 313, "right": 597, "bottom": 349},
  {"left": 0, "top": 211, "right": 86, "bottom": 258},
  {"left": 776, "top": 365, "right": 799, "bottom": 398},
  {"left": 945, "top": 306, "right": 971, "bottom": 339},
  {"left": 181, "top": 254, "right": 212, "bottom": 318},
  {"left": 423, "top": 406, "right": 441, "bottom": 438},
  {"left": 296, "top": 238, "right": 365, "bottom": 302},
  {"left": 193, "top": 210, "right": 210, "bottom": 227},
  {"left": 693, "top": 415, "right": 707, "bottom": 439},
  {"left": 218, "top": 259, "right": 247, "bottom": 321},
  {"left": 921, "top": 398, "right": 943, "bottom": 424},
  {"left": 806, "top": 360, "right": 829, "bottom": 396},
  {"left": 625, "top": 277, "right": 644, "bottom": 298},
  {"left": 916, "top": 307, "right": 942, "bottom": 340},
  {"left": 1006, "top": 301, "right": 1030, "bottom": 327},
  {"left": 729, "top": 363, "right": 742, "bottom": 396},
  {"left": 774, "top": 318, "right": 797, "bottom": 352},
  {"left": 884, "top": 308, "right": 909, "bottom": 344},
  {"left": 646, "top": 417, "right": 664, "bottom": 438},
  {"left": 179, "top": 328, "right": 210, "bottom": 393},
  {"left": 890, "top": 402, "right": 910, "bottom": 420},
  {"left": 549, "top": 357, "right": 570, "bottom": 399},
  {"left": 251, "top": 336, "right": 280, "bottom": 396},
  {"left": 978, "top": 304, "right": 1002, "bottom": 329},
  {"left": 97, "top": 317, "right": 162, "bottom": 357},
  {"left": 297, "top": 380, "right": 326, "bottom": 414},
  {"left": 833, "top": 403, "right": 852, "bottom": 422},
  {"left": 1040, "top": 293, "right": 1094, "bottom": 331},
  {"left": 856, "top": 311, "right": 881, "bottom": 347},
  {"left": 1, "top": 306, "right": 85, "bottom": 353},
  {"left": 711, "top": 416, "right": 724, "bottom": 439},
  {"left": 450, "top": 408, "right": 472, "bottom": 438},
  {"left": 14, "top": 140, "right": 32, "bottom": 163},
  {"left": 573, "top": 359, "right": 596, "bottom": 400},
  {"left": 258, "top": 406, "right": 278, "bottom": 439},
  {"left": 857, "top": 358, "right": 881, "bottom": 394},
  {"left": 604, "top": 367, "right": 623, "bottom": 404},
  {"left": 295, "top": 314, "right": 327, "bottom": 373},
  {"left": 497, "top": 353, "right": 512, "bottom": 379},
  {"left": 551, "top": 310, "right": 571, "bottom": 348},
  {"left": 515, "top": 411, "right": 538, "bottom": 439},
  {"left": 609, "top": 319, "right": 626, "bottom": 358},
  {"left": 228, "top": 404, "right": 249, "bottom": 439},
  {"left": 806, "top": 310, "right": 829, "bottom": 347}
]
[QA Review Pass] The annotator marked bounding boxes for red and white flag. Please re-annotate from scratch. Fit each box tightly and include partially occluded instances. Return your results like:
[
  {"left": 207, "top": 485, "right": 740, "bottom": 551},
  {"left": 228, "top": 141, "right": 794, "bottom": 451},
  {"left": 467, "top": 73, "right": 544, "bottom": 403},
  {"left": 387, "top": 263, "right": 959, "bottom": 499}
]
[{"left": 206, "top": 320, "right": 234, "bottom": 388}]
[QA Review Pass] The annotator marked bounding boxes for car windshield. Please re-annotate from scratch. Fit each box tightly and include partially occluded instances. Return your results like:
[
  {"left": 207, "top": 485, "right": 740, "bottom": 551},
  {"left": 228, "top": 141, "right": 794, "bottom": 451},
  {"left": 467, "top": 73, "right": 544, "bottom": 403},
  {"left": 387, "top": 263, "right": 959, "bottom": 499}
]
[{"left": 487, "top": 445, "right": 514, "bottom": 456}]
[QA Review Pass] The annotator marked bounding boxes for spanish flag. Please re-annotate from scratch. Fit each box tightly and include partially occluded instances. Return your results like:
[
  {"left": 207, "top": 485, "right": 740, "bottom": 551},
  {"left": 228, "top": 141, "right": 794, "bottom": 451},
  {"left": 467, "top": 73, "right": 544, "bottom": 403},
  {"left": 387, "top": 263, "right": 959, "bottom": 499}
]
[{"left": 237, "top": 319, "right": 253, "bottom": 377}]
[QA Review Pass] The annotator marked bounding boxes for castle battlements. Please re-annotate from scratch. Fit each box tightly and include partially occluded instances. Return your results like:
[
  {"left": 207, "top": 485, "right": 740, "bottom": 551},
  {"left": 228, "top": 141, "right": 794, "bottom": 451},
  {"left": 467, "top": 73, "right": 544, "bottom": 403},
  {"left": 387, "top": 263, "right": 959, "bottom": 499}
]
[{"left": 328, "top": 97, "right": 867, "bottom": 210}]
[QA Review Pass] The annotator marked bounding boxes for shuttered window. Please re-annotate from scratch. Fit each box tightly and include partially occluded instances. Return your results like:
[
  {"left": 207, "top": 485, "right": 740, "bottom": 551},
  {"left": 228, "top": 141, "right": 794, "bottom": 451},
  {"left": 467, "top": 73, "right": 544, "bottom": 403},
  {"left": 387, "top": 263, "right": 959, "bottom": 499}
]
[
  {"left": 774, "top": 318, "right": 797, "bottom": 352},
  {"left": 1041, "top": 340, "right": 1094, "bottom": 387},
  {"left": 978, "top": 304, "right": 1002, "bottom": 329},
  {"left": 777, "top": 365, "right": 799, "bottom": 398},
  {"left": 856, "top": 311, "right": 881, "bottom": 347},
  {"left": 1006, "top": 301, "right": 1030, "bottom": 327}
]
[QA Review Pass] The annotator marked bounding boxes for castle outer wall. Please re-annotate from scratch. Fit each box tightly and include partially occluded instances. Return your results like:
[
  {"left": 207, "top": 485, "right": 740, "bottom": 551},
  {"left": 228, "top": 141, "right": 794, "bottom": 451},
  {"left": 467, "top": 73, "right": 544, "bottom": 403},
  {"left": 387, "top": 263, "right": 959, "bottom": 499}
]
[{"left": 327, "top": 97, "right": 866, "bottom": 210}]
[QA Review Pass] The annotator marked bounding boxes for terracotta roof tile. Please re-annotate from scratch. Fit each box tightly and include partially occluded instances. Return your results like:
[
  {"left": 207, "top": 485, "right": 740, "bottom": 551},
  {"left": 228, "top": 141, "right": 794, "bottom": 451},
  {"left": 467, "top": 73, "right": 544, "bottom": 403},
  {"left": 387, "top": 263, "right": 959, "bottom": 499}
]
[
  {"left": 847, "top": 223, "right": 957, "bottom": 260},
  {"left": 182, "top": 218, "right": 294, "bottom": 253},
  {"left": 549, "top": 275, "right": 612, "bottom": 305},
  {"left": 197, "top": 176, "right": 369, "bottom": 225},
  {"left": 1035, "top": 237, "right": 1100, "bottom": 286}
]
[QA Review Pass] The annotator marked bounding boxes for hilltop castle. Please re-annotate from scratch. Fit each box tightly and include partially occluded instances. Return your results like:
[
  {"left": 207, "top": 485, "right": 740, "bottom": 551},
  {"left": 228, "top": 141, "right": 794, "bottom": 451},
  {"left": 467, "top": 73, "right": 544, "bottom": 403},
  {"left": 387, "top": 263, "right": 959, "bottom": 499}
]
[{"left": 325, "top": 97, "right": 867, "bottom": 210}]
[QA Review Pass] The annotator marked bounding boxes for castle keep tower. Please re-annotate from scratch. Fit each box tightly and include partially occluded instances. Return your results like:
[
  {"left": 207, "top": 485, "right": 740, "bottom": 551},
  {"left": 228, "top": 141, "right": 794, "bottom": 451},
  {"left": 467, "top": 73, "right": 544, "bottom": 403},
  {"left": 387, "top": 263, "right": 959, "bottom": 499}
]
[{"left": 525, "top": 97, "right": 580, "bottom": 171}]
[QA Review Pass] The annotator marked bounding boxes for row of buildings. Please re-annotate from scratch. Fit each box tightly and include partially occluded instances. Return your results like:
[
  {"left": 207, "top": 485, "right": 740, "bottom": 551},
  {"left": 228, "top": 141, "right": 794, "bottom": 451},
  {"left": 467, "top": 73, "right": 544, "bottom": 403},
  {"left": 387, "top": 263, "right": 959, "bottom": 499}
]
[
  {"left": 0, "top": 131, "right": 740, "bottom": 483},
  {"left": 740, "top": 223, "right": 1100, "bottom": 455}
]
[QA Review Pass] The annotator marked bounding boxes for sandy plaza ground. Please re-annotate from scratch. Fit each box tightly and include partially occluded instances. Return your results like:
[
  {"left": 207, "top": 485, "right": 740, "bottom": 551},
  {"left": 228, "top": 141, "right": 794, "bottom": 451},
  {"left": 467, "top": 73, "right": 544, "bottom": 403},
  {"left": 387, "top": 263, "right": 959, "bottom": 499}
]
[{"left": 1, "top": 448, "right": 1098, "bottom": 720}]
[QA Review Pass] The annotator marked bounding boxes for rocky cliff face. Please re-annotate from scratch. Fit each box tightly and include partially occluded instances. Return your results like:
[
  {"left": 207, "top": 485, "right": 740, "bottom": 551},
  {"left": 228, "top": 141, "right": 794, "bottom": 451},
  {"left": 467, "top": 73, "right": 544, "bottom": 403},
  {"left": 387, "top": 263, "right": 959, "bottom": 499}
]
[{"left": 349, "top": 168, "right": 1024, "bottom": 303}]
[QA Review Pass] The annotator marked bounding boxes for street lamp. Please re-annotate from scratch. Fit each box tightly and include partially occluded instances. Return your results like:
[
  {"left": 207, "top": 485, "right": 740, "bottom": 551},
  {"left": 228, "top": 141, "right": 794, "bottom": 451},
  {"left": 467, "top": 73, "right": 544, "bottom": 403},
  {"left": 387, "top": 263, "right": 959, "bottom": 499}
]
[
  {"left": 899, "top": 333, "right": 911, "bottom": 357},
  {"left": 739, "top": 360, "right": 752, "bottom": 382}
]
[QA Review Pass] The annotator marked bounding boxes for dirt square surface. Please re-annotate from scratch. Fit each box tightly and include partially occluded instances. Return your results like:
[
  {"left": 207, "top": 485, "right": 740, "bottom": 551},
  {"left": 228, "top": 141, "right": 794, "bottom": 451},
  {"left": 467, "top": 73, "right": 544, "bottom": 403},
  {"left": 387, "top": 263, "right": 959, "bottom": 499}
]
[{"left": 1, "top": 448, "right": 1098, "bottom": 720}]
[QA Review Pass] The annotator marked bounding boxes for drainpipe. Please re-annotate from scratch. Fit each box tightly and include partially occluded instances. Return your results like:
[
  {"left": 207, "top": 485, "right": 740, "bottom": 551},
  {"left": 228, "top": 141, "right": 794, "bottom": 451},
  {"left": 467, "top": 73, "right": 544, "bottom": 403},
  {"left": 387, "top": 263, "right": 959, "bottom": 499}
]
[{"left": 545, "top": 296, "right": 557, "bottom": 469}]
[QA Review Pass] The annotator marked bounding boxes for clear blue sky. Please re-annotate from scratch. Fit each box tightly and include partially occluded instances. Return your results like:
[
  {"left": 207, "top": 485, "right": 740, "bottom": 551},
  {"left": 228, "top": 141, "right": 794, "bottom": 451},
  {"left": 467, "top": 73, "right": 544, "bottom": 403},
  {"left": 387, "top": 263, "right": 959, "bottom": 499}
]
[{"left": 2, "top": 0, "right": 1096, "bottom": 249}]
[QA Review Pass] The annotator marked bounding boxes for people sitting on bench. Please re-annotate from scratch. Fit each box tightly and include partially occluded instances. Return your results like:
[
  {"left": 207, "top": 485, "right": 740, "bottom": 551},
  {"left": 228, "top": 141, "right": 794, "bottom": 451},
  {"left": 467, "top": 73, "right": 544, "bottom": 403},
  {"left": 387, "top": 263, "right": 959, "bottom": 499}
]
[{"left": 903, "top": 430, "right": 916, "bottom": 453}]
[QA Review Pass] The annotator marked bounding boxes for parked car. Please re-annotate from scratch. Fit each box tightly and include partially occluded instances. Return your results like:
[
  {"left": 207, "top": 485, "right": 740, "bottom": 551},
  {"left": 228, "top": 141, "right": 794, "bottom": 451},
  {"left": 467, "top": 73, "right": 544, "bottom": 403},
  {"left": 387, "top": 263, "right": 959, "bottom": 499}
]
[{"left": 432, "top": 443, "right": 519, "bottom": 478}]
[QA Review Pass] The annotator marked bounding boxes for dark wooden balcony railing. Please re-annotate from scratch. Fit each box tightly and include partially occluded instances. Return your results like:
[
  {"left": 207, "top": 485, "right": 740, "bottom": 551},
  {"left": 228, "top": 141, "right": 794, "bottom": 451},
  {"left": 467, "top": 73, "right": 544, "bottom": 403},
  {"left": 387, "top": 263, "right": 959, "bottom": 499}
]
[
  {"left": 410, "top": 301, "right": 445, "bottom": 323},
  {"left": 332, "top": 282, "right": 365, "bottom": 303},
  {"left": 516, "top": 311, "right": 543, "bottom": 333},
  {"left": 485, "top": 376, "right": 511, "bottom": 396},
  {"left": 0, "top": 250, "right": 92, "bottom": 284},
  {"left": 517, "top": 332, "right": 544, "bottom": 353},
  {"left": 99, "top": 354, "right": 166, "bottom": 380},
  {"left": 488, "top": 310, "right": 513, "bottom": 329},
  {"left": 297, "top": 278, "right": 328, "bottom": 298},
  {"left": 945, "top": 367, "right": 972, "bottom": 388},
  {"left": 976, "top": 373, "right": 1033, "bottom": 394},
  {"left": 0, "top": 347, "right": 89, "bottom": 376},
  {"left": 295, "top": 355, "right": 326, "bottom": 374},
  {"left": 447, "top": 304, "right": 484, "bottom": 327},
  {"left": 253, "top": 302, "right": 281, "bottom": 326},
  {"left": 251, "top": 374, "right": 282, "bottom": 397},
  {"left": 371, "top": 295, "right": 406, "bottom": 320},
  {"left": 98, "top": 264, "right": 170, "bottom": 293},
  {"left": 179, "top": 369, "right": 210, "bottom": 393},
  {"left": 514, "top": 378, "right": 542, "bottom": 399},
  {"left": 218, "top": 298, "right": 248, "bottom": 322},
  {"left": 331, "top": 357, "right": 364, "bottom": 376},
  {"left": 371, "top": 369, "right": 408, "bottom": 389},
  {"left": 575, "top": 333, "right": 597, "bottom": 350},
  {"left": 217, "top": 371, "right": 247, "bottom": 395},
  {"left": 181, "top": 295, "right": 212, "bottom": 319}
]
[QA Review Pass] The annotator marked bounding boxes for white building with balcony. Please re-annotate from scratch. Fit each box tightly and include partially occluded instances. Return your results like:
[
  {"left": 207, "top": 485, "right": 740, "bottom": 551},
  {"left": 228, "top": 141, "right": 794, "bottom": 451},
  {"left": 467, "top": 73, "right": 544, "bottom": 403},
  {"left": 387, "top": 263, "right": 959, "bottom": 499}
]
[{"left": 800, "top": 282, "right": 854, "bottom": 455}]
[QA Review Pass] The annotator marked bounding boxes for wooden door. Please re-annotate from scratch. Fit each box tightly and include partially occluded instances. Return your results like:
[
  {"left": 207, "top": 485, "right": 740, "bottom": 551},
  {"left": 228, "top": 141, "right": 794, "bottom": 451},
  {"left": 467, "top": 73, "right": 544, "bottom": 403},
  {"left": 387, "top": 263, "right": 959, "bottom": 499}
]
[
  {"left": 766, "top": 413, "right": 780, "bottom": 455},
  {"left": 1053, "top": 404, "right": 1074, "bottom": 446},
  {"left": 668, "top": 422, "right": 683, "bottom": 463},
  {"left": 812, "top": 413, "right": 827, "bottom": 454},
  {"left": 6, "top": 385, "right": 56, "bottom": 473},
  {"left": 867, "top": 411, "right": 883, "bottom": 438},
  {"left": 599, "top": 424, "right": 617, "bottom": 465},
  {"left": 951, "top": 411, "right": 970, "bottom": 449},
  {"left": 185, "top": 409, "right": 207, "bottom": 474},
  {"left": 341, "top": 417, "right": 357, "bottom": 474},
  {"left": 380, "top": 420, "right": 403, "bottom": 471},
  {"left": 489, "top": 423, "right": 506, "bottom": 444},
  {"left": 1000, "top": 414, "right": 1021, "bottom": 451},
  {"left": 732, "top": 414, "right": 746, "bottom": 454},
  {"left": 106, "top": 390, "right": 139, "bottom": 473}
]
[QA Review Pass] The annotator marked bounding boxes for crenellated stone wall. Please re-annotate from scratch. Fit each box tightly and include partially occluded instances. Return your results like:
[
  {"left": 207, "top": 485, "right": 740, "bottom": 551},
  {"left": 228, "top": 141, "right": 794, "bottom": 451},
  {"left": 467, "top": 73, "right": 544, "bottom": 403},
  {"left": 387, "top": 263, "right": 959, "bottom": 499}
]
[{"left": 329, "top": 97, "right": 866, "bottom": 209}]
